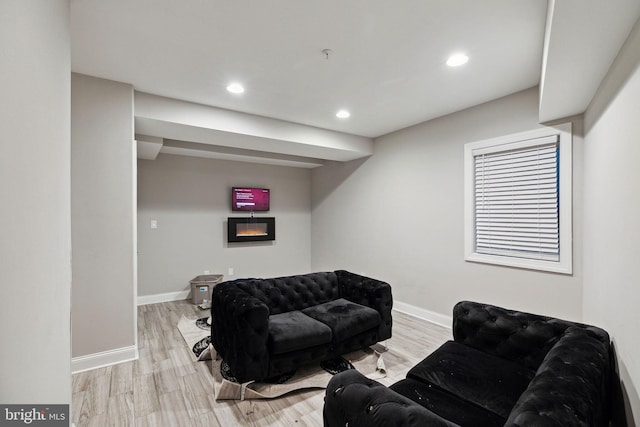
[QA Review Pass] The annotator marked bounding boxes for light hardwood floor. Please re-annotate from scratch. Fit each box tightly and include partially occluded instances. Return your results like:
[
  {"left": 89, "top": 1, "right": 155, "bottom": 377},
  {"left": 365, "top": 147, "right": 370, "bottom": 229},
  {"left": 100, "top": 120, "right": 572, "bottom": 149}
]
[{"left": 72, "top": 300, "right": 451, "bottom": 427}]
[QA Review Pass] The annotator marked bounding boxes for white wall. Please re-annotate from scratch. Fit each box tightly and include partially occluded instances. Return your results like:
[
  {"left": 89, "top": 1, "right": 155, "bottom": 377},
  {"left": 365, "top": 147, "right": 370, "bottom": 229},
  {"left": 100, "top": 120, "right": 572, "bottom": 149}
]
[
  {"left": 71, "top": 74, "right": 137, "bottom": 365},
  {"left": 0, "top": 0, "right": 71, "bottom": 403},
  {"left": 137, "top": 154, "right": 311, "bottom": 298},
  {"left": 312, "top": 87, "right": 584, "bottom": 323},
  {"left": 583, "top": 16, "right": 640, "bottom": 425}
]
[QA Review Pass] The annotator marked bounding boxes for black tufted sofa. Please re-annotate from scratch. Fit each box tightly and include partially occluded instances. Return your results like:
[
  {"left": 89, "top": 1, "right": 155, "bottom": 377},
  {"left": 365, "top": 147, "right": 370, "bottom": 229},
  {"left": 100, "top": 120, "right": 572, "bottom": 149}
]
[
  {"left": 210, "top": 270, "right": 393, "bottom": 383},
  {"left": 324, "top": 300, "right": 611, "bottom": 427}
]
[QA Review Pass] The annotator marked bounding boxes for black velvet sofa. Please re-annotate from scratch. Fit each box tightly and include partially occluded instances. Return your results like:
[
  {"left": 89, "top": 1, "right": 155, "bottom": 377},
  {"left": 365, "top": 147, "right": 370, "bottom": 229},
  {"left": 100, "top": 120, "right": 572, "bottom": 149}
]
[
  {"left": 324, "top": 300, "right": 611, "bottom": 427},
  {"left": 210, "top": 270, "right": 393, "bottom": 383}
]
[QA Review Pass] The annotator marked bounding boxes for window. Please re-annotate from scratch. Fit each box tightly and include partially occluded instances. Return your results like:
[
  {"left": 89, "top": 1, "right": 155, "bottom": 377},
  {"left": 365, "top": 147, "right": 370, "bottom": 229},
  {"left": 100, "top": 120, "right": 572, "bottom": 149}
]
[{"left": 464, "top": 124, "right": 572, "bottom": 274}]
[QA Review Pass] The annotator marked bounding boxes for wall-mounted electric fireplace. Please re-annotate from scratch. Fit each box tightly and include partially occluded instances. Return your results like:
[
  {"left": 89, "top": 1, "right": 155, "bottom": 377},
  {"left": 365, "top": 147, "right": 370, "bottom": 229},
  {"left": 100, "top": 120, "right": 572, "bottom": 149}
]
[{"left": 227, "top": 217, "right": 276, "bottom": 243}]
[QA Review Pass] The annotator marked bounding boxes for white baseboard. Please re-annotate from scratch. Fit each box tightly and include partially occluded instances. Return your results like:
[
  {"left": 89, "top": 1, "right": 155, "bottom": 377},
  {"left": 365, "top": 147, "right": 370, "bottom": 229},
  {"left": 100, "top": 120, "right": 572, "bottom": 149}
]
[
  {"left": 72, "top": 345, "right": 139, "bottom": 373},
  {"left": 393, "top": 301, "right": 453, "bottom": 329},
  {"left": 137, "top": 290, "right": 190, "bottom": 306}
]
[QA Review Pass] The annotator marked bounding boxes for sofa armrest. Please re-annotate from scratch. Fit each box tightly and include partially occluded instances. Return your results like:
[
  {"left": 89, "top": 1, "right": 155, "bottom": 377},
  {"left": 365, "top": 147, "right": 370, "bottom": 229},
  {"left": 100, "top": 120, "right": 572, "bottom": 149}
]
[
  {"left": 505, "top": 326, "right": 611, "bottom": 427},
  {"left": 211, "top": 280, "right": 270, "bottom": 383},
  {"left": 336, "top": 270, "right": 393, "bottom": 340},
  {"left": 324, "top": 370, "right": 459, "bottom": 427}
]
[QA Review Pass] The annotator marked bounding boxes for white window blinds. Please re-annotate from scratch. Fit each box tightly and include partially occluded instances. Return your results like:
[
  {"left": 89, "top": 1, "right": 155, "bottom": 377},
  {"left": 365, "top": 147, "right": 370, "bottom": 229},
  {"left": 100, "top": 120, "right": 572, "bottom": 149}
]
[{"left": 473, "top": 135, "right": 559, "bottom": 261}]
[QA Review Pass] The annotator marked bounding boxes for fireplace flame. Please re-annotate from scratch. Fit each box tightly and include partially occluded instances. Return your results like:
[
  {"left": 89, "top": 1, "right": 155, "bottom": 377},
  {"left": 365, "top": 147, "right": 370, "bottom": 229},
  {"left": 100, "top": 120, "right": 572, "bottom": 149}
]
[{"left": 236, "top": 224, "right": 268, "bottom": 236}]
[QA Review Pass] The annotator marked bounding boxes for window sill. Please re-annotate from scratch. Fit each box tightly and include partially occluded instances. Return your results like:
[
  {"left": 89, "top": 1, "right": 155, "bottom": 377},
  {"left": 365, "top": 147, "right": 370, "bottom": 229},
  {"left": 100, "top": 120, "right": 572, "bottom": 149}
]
[{"left": 465, "top": 252, "right": 572, "bottom": 275}]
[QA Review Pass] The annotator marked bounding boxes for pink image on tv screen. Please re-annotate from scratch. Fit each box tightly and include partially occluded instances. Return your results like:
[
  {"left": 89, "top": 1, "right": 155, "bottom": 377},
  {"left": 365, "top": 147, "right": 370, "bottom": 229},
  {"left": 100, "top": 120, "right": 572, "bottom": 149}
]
[{"left": 233, "top": 188, "right": 270, "bottom": 211}]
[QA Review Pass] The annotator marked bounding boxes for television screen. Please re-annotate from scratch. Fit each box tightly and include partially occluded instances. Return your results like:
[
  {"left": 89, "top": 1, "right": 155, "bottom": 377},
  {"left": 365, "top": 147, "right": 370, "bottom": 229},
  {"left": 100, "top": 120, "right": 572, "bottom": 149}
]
[{"left": 232, "top": 187, "right": 270, "bottom": 211}]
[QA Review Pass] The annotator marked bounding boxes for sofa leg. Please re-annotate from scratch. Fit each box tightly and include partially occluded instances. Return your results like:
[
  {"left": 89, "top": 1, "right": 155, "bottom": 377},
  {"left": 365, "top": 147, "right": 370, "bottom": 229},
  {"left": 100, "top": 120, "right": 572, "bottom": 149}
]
[
  {"left": 240, "top": 381, "right": 255, "bottom": 400},
  {"left": 209, "top": 344, "right": 222, "bottom": 361}
]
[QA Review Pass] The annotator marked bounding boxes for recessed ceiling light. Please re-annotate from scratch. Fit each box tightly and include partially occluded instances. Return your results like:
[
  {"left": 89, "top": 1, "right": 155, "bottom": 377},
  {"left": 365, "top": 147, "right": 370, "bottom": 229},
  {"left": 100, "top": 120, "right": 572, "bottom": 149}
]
[
  {"left": 336, "top": 110, "right": 351, "bottom": 119},
  {"left": 226, "top": 82, "right": 245, "bottom": 94},
  {"left": 446, "top": 53, "right": 469, "bottom": 67}
]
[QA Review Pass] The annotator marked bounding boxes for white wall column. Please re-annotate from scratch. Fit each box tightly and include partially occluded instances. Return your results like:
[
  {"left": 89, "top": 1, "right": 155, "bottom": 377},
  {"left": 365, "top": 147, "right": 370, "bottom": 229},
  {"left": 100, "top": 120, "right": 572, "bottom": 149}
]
[
  {"left": 71, "top": 74, "right": 137, "bottom": 370},
  {"left": 0, "top": 0, "right": 72, "bottom": 404}
]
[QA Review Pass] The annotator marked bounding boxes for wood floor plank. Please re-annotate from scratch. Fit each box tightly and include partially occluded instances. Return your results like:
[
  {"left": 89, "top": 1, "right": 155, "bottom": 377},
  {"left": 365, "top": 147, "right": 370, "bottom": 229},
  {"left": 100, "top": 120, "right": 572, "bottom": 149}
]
[
  {"left": 79, "top": 373, "right": 111, "bottom": 419},
  {"left": 169, "top": 345, "right": 198, "bottom": 378},
  {"left": 78, "top": 413, "right": 108, "bottom": 427},
  {"left": 73, "top": 370, "right": 92, "bottom": 393},
  {"left": 191, "top": 410, "right": 223, "bottom": 427},
  {"left": 133, "top": 374, "right": 161, "bottom": 418},
  {"left": 72, "top": 299, "right": 452, "bottom": 426},
  {"left": 181, "top": 388, "right": 214, "bottom": 419},
  {"left": 106, "top": 392, "right": 135, "bottom": 426},
  {"left": 110, "top": 361, "right": 134, "bottom": 396},
  {"left": 153, "top": 362, "right": 181, "bottom": 395},
  {"left": 133, "top": 348, "right": 155, "bottom": 377},
  {"left": 158, "top": 390, "right": 196, "bottom": 427},
  {"left": 134, "top": 411, "right": 163, "bottom": 427},
  {"left": 71, "top": 391, "right": 86, "bottom": 426}
]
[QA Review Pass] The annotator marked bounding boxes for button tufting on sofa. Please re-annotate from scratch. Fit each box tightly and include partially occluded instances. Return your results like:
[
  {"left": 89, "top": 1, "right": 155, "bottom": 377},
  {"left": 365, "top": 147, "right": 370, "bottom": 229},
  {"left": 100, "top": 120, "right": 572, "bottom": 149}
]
[
  {"left": 211, "top": 270, "right": 393, "bottom": 383},
  {"left": 324, "top": 301, "right": 611, "bottom": 427}
]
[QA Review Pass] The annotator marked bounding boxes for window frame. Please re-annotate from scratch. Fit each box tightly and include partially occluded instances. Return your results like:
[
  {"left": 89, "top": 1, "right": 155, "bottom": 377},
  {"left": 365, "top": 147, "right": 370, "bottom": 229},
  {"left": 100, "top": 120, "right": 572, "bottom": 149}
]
[{"left": 463, "top": 124, "right": 572, "bottom": 274}]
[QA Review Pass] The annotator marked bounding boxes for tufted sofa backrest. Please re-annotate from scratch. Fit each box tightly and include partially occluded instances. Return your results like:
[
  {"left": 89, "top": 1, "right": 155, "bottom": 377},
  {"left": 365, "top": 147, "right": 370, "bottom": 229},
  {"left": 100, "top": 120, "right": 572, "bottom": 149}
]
[
  {"left": 505, "top": 325, "right": 611, "bottom": 426},
  {"left": 233, "top": 271, "right": 341, "bottom": 315},
  {"left": 453, "top": 301, "right": 610, "bottom": 371}
]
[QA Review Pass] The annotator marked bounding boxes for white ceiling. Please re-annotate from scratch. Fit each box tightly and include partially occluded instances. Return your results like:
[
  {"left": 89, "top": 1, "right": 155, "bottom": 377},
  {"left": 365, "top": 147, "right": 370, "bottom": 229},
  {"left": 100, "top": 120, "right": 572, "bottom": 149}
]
[{"left": 70, "top": 0, "right": 640, "bottom": 163}]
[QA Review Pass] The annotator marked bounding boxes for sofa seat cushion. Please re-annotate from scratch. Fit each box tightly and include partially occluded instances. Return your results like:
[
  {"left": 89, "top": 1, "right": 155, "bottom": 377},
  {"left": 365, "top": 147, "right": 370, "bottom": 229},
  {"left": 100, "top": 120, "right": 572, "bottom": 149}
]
[
  {"left": 268, "top": 311, "right": 332, "bottom": 355},
  {"left": 407, "top": 340, "right": 535, "bottom": 419},
  {"left": 390, "top": 378, "right": 506, "bottom": 427},
  {"left": 302, "top": 298, "right": 381, "bottom": 342}
]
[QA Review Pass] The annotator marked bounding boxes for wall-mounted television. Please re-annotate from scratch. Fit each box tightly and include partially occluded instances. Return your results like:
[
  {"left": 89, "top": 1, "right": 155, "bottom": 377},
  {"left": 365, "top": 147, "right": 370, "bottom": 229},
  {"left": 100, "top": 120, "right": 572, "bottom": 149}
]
[{"left": 231, "top": 187, "right": 270, "bottom": 211}]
